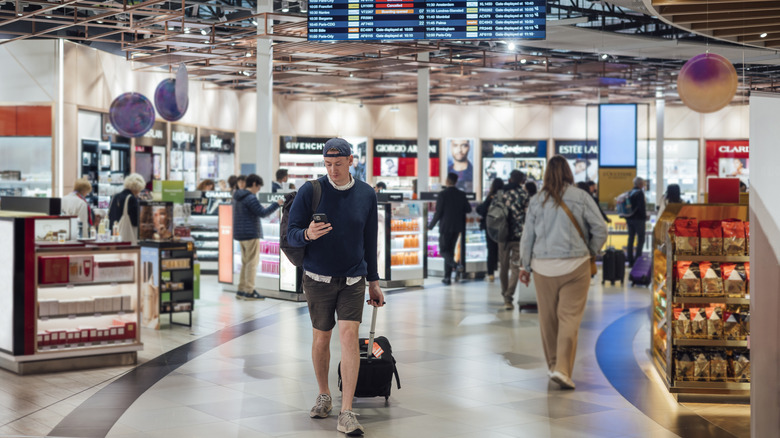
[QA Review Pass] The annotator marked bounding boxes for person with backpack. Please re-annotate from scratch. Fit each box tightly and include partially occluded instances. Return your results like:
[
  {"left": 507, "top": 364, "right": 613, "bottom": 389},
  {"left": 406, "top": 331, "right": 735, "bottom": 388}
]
[
  {"left": 285, "top": 138, "right": 384, "bottom": 436},
  {"left": 519, "top": 156, "right": 607, "bottom": 390},
  {"left": 429, "top": 172, "right": 472, "bottom": 285},
  {"left": 498, "top": 170, "right": 529, "bottom": 310},
  {"left": 477, "top": 178, "right": 505, "bottom": 282},
  {"left": 233, "top": 174, "right": 284, "bottom": 300},
  {"left": 624, "top": 177, "right": 647, "bottom": 267}
]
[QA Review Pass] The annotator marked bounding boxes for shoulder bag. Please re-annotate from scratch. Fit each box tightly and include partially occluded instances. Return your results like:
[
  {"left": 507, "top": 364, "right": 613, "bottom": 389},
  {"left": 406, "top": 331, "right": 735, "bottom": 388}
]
[
  {"left": 560, "top": 199, "right": 598, "bottom": 276},
  {"left": 118, "top": 195, "right": 138, "bottom": 245}
]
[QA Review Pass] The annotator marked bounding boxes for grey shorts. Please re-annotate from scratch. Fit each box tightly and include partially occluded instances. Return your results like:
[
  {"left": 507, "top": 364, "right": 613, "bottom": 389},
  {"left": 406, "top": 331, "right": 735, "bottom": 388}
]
[{"left": 303, "top": 275, "right": 366, "bottom": 331}]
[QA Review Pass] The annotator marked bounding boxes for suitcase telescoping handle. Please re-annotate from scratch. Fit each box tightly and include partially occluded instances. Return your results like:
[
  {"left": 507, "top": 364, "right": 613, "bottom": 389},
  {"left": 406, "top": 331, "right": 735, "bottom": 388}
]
[{"left": 367, "top": 306, "right": 378, "bottom": 359}]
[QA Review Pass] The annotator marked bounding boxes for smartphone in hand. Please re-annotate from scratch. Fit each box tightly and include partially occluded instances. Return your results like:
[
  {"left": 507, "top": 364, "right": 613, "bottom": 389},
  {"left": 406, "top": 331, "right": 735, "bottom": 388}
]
[{"left": 312, "top": 213, "right": 329, "bottom": 223}]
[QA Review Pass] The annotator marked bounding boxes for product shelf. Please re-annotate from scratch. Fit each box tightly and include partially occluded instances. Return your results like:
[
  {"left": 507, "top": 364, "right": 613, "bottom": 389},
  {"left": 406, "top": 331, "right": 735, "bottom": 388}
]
[
  {"left": 673, "top": 339, "right": 748, "bottom": 347},
  {"left": 37, "top": 280, "right": 135, "bottom": 289},
  {"left": 391, "top": 230, "right": 421, "bottom": 235},
  {"left": 673, "top": 297, "right": 750, "bottom": 305},
  {"left": 674, "top": 255, "right": 749, "bottom": 263},
  {"left": 671, "top": 381, "right": 750, "bottom": 391},
  {"left": 39, "top": 310, "right": 132, "bottom": 320},
  {"left": 391, "top": 247, "right": 421, "bottom": 253},
  {"left": 35, "top": 341, "right": 142, "bottom": 356}
]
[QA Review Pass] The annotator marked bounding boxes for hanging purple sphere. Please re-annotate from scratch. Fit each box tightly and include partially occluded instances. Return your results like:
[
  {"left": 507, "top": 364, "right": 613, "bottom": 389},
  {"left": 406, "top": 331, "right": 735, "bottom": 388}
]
[
  {"left": 109, "top": 92, "right": 156, "bottom": 138},
  {"left": 677, "top": 53, "right": 738, "bottom": 114},
  {"left": 154, "top": 78, "right": 189, "bottom": 122}
]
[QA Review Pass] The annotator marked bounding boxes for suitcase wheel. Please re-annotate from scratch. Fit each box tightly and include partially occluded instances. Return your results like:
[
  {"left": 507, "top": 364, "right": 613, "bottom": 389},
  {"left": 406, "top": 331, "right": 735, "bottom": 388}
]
[{"left": 385, "top": 396, "right": 389, "bottom": 402}]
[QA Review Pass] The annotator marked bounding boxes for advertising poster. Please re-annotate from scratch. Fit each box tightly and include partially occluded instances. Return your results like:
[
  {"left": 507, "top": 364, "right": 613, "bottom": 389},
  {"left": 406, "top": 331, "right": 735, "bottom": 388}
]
[
  {"left": 217, "top": 204, "right": 234, "bottom": 284},
  {"left": 171, "top": 124, "right": 197, "bottom": 191},
  {"left": 446, "top": 138, "right": 476, "bottom": 192},
  {"left": 140, "top": 246, "right": 160, "bottom": 329},
  {"left": 705, "top": 140, "right": 749, "bottom": 188},
  {"left": 381, "top": 157, "right": 399, "bottom": 176},
  {"left": 555, "top": 140, "right": 599, "bottom": 184},
  {"left": 598, "top": 168, "right": 637, "bottom": 210},
  {"left": 139, "top": 202, "right": 173, "bottom": 241},
  {"left": 482, "top": 140, "right": 547, "bottom": 195},
  {"left": 372, "top": 139, "right": 441, "bottom": 178},
  {"left": 377, "top": 207, "right": 387, "bottom": 280}
]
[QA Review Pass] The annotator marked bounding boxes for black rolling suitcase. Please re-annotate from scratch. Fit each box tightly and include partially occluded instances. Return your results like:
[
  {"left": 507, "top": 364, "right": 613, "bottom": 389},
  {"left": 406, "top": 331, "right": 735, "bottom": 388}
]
[
  {"left": 602, "top": 247, "right": 626, "bottom": 285},
  {"left": 338, "top": 307, "right": 400, "bottom": 401},
  {"left": 629, "top": 254, "right": 653, "bottom": 286}
]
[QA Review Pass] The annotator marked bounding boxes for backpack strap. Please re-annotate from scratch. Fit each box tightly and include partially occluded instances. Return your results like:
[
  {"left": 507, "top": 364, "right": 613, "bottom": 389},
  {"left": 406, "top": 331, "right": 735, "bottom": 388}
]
[{"left": 310, "top": 180, "right": 322, "bottom": 215}]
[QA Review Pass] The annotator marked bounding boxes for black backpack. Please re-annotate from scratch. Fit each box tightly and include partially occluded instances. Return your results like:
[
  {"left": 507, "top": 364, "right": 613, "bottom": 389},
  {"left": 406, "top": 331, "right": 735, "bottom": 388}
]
[{"left": 280, "top": 180, "right": 322, "bottom": 267}]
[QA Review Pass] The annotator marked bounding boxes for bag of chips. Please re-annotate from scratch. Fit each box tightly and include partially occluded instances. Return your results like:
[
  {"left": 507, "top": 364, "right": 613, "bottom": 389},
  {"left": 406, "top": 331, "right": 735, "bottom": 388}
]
[
  {"left": 674, "top": 308, "right": 691, "bottom": 339},
  {"left": 723, "top": 311, "right": 747, "bottom": 340},
  {"left": 722, "top": 219, "right": 746, "bottom": 255},
  {"left": 707, "top": 306, "right": 723, "bottom": 340},
  {"left": 693, "top": 350, "right": 710, "bottom": 382},
  {"left": 675, "top": 350, "right": 694, "bottom": 382},
  {"left": 732, "top": 351, "right": 750, "bottom": 382},
  {"left": 700, "top": 262, "right": 723, "bottom": 297},
  {"left": 676, "top": 261, "right": 701, "bottom": 297},
  {"left": 710, "top": 350, "right": 728, "bottom": 382},
  {"left": 699, "top": 220, "right": 723, "bottom": 255},
  {"left": 691, "top": 307, "right": 707, "bottom": 339},
  {"left": 723, "top": 263, "right": 747, "bottom": 298},
  {"left": 673, "top": 217, "right": 699, "bottom": 255}
]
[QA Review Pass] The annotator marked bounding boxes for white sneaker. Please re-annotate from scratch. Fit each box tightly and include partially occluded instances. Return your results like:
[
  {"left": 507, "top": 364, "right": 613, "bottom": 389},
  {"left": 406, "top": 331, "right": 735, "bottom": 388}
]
[
  {"left": 550, "top": 371, "right": 576, "bottom": 390},
  {"left": 337, "top": 410, "right": 364, "bottom": 436}
]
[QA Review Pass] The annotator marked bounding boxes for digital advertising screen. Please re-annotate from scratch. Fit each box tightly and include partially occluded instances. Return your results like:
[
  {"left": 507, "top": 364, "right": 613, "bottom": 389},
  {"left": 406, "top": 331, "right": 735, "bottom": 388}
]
[
  {"left": 372, "top": 138, "right": 440, "bottom": 177},
  {"left": 308, "top": 0, "right": 546, "bottom": 41},
  {"left": 598, "top": 104, "right": 637, "bottom": 168}
]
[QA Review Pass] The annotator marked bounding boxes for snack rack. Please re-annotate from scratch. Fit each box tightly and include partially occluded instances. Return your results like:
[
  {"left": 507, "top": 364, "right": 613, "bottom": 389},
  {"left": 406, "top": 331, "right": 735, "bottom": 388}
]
[{"left": 651, "top": 203, "right": 750, "bottom": 399}]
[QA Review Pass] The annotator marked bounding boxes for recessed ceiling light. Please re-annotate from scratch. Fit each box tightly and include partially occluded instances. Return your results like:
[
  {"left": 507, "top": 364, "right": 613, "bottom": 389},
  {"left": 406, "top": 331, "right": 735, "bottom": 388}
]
[
  {"left": 484, "top": 83, "right": 489, "bottom": 87},
  {"left": 349, "top": 73, "right": 354, "bottom": 77},
  {"left": 761, "top": 32, "right": 768, "bottom": 38},
  {"left": 201, "top": 28, "right": 208, "bottom": 35},
  {"left": 45, "top": 15, "right": 51, "bottom": 18},
  {"left": 520, "top": 58, "right": 526, "bottom": 64},
  {"left": 17, "top": 12, "right": 22, "bottom": 16},
  {"left": 246, "top": 51, "right": 252, "bottom": 57},
  {"left": 168, "top": 26, "right": 174, "bottom": 31},
  {"left": 96, "top": 19, "right": 103, "bottom": 23},
  {"left": 251, "top": 19, "right": 258, "bottom": 26},
  {"left": 508, "top": 42, "right": 516, "bottom": 50},
  {"left": 601, "top": 54, "right": 608, "bottom": 60},
  {"left": 184, "top": 27, "right": 191, "bottom": 34}
]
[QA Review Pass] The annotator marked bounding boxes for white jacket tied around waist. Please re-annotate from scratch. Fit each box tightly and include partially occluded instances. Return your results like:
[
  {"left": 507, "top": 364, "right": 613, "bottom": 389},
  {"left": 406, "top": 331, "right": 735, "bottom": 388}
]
[{"left": 520, "top": 185, "right": 608, "bottom": 272}]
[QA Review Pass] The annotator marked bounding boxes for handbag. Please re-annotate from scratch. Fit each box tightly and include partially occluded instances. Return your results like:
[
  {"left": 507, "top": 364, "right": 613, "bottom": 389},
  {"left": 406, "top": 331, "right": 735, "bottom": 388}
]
[
  {"left": 559, "top": 200, "right": 598, "bottom": 276},
  {"left": 118, "top": 195, "right": 138, "bottom": 245}
]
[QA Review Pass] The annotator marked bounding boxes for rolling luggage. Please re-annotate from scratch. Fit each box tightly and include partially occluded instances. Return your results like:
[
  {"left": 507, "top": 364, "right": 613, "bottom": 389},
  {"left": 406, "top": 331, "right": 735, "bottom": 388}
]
[
  {"left": 629, "top": 254, "right": 653, "bottom": 286},
  {"left": 338, "top": 307, "right": 400, "bottom": 401},
  {"left": 602, "top": 247, "right": 626, "bottom": 285}
]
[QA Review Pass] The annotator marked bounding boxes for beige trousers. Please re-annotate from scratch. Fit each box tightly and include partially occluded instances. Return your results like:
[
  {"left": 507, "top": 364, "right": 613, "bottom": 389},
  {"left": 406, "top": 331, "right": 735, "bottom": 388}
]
[
  {"left": 533, "top": 260, "right": 591, "bottom": 378},
  {"left": 238, "top": 239, "right": 260, "bottom": 293},
  {"left": 498, "top": 241, "right": 521, "bottom": 301}
]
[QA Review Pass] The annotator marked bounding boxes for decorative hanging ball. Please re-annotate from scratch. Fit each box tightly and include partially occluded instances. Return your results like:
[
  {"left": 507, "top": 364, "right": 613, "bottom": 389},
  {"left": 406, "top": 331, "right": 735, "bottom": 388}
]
[
  {"left": 154, "top": 78, "right": 189, "bottom": 122},
  {"left": 677, "top": 53, "right": 738, "bottom": 114},
  {"left": 109, "top": 92, "right": 156, "bottom": 138}
]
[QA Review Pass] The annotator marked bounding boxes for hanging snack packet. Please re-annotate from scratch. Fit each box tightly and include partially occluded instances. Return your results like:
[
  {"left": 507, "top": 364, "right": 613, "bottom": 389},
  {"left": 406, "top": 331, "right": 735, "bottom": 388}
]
[
  {"left": 741, "top": 312, "right": 750, "bottom": 338},
  {"left": 723, "top": 311, "right": 747, "bottom": 341},
  {"left": 707, "top": 306, "right": 723, "bottom": 340},
  {"left": 745, "top": 262, "right": 750, "bottom": 296},
  {"left": 675, "top": 350, "right": 694, "bottom": 382},
  {"left": 732, "top": 351, "right": 751, "bottom": 382},
  {"left": 721, "top": 219, "right": 746, "bottom": 255},
  {"left": 691, "top": 307, "right": 708, "bottom": 339},
  {"left": 723, "top": 263, "right": 747, "bottom": 298},
  {"left": 674, "top": 308, "right": 691, "bottom": 339},
  {"left": 710, "top": 350, "right": 729, "bottom": 382},
  {"left": 700, "top": 262, "right": 723, "bottom": 297},
  {"left": 673, "top": 217, "right": 699, "bottom": 255},
  {"left": 745, "top": 221, "right": 750, "bottom": 253},
  {"left": 693, "top": 350, "right": 710, "bottom": 382},
  {"left": 676, "top": 261, "right": 701, "bottom": 297},
  {"left": 699, "top": 220, "right": 723, "bottom": 256}
]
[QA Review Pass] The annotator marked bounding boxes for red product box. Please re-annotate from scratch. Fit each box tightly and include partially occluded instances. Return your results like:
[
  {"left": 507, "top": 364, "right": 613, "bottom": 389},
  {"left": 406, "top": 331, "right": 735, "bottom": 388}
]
[
  {"left": 37, "top": 332, "right": 46, "bottom": 347},
  {"left": 78, "top": 326, "right": 95, "bottom": 343},
  {"left": 45, "top": 329, "right": 65, "bottom": 345},
  {"left": 108, "top": 327, "right": 118, "bottom": 341},
  {"left": 94, "top": 261, "right": 135, "bottom": 283},
  {"left": 93, "top": 329, "right": 105, "bottom": 342},
  {"left": 124, "top": 321, "right": 137, "bottom": 340},
  {"left": 39, "top": 256, "right": 70, "bottom": 284}
]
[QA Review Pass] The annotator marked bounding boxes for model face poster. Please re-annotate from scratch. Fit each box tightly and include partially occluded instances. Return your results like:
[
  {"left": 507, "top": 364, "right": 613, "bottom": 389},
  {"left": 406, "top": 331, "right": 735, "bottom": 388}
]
[
  {"left": 705, "top": 140, "right": 749, "bottom": 188},
  {"left": 446, "top": 138, "right": 475, "bottom": 192},
  {"left": 139, "top": 202, "right": 173, "bottom": 241},
  {"left": 555, "top": 140, "right": 599, "bottom": 184},
  {"left": 140, "top": 247, "right": 160, "bottom": 329},
  {"left": 343, "top": 136, "right": 368, "bottom": 182}
]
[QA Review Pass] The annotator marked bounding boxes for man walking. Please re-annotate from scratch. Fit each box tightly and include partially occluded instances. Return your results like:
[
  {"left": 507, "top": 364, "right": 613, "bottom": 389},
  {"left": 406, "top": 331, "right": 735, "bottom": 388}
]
[
  {"left": 233, "top": 174, "right": 283, "bottom": 300},
  {"left": 499, "top": 170, "right": 529, "bottom": 310},
  {"left": 272, "top": 168, "right": 289, "bottom": 192},
  {"left": 625, "top": 177, "right": 647, "bottom": 267},
  {"left": 428, "top": 172, "right": 472, "bottom": 285},
  {"left": 286, "top": 138, "right": 384, "bottom": 436}
]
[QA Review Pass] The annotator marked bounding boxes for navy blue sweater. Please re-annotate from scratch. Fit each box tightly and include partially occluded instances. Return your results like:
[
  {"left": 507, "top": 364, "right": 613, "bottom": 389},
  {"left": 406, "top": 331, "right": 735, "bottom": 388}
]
[
  {"left": 287, "top": 176, "right": 379, "bottom": 282},
  {"left": 232, "top": 189, "right": 280, "bottom": 241}
]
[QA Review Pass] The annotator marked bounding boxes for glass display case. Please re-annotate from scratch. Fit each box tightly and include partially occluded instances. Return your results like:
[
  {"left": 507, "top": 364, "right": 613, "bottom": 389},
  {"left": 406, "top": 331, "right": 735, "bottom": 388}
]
[
  {"left": 187, "top": 191, "right": 232, "bottom": 274},
  {"left": 0, "top": 137, "right": 52, "bottom": 197},
  {"left": 423, "top": 192, "right": 486, "bottom": 278},
  {"left": 638, "top": 140, "right": 700, "bottom": 206},
  {"left": 377, "top": 197, "right": 426, "bottom": 288}
]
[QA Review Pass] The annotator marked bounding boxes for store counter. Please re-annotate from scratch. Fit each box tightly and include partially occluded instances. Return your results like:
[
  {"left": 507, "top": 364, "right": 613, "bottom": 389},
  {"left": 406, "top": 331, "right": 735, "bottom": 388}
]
[
  {"left": 377, "top": 194, "right": 426, "bottom": 288},
  {"left": 422, "top": 192, "right": 487, "bottom": 278}
]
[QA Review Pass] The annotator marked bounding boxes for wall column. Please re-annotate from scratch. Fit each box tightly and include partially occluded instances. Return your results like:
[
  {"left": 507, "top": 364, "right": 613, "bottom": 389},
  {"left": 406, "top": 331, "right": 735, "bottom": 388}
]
[
  {"left": 416, "top": 52, "right": 430, "bottom": 193},
  {"left": 655, "top": 93, "right": 664, "bottom": 206},
  {"left": 255, "top": 0, "right": 273, "bottom": 182}
]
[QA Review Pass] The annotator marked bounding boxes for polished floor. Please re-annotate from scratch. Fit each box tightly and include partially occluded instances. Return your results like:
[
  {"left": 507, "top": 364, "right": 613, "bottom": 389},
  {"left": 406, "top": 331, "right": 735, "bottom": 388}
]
[{"left": 0, "top": 273, "right": 749, "bottom": 438}]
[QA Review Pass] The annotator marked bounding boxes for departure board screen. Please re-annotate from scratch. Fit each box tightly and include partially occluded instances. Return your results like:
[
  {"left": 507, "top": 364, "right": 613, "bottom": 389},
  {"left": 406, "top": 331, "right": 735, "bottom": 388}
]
[{"left": 308, "top": 0, "right": 546, "bottom": 41}]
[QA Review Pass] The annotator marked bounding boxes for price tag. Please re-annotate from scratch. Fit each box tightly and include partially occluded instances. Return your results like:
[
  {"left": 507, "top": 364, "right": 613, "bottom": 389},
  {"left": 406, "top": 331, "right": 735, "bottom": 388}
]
[
  {"left": 68, "top": 314, "right": 76, "bottom": 319},
  {"left": 111, "top": 282, "right": 118, "bottom": 286},
  {"left": 118, "top": 311, "right": 125, "bottom": 316},
  {"left": 66, "top": 284, "right": 74, "bottom": 289},
  {"left": 40, "top": 316, "right": 49, "bottom": 321},
  {"left": 95, "top": 313, "right": 102, "bottom": 317}
]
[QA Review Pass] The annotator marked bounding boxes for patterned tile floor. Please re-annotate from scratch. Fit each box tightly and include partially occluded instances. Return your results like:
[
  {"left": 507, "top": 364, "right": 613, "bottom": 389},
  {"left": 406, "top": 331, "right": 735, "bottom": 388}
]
[{"left": 0, "top": 274, "right": 749, "bottom": 437}]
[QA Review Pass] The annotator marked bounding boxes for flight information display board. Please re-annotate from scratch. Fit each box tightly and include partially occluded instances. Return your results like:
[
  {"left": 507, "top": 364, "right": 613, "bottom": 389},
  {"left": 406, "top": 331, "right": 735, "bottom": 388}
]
[{"left": 308, "top": 0, "right": 546, "bottom": 41}]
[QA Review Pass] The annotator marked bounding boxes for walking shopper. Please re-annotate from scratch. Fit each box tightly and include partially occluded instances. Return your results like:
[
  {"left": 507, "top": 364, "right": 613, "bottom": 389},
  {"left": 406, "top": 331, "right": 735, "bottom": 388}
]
[
  {"left": 477, "top": 178, "right": 505, "bottom": 282},
  {"left": 624, "top": 177, "right": 647, "bottom": 267},
  {"left": 233, "top": 174, "right": 283, "bottom": 300},
  {"left": 428, "top": 172, "right": 472, "bottom": 285},
  {"left": 519, "top": 155, "right": 607, "bottom": 390},
  {"left": 499, "top": 170, "right": 529, "bottom": 310},
  {"left": 286, "top": 138, "right": 384, "bottom": 436}
]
